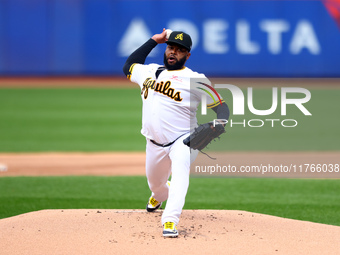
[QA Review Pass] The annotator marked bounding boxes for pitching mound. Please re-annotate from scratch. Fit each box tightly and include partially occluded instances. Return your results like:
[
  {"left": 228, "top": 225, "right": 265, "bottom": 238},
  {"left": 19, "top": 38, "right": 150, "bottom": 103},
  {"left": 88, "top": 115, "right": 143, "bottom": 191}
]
[{"left": 1, "top": 210, "right": 339, "bottom": 255}]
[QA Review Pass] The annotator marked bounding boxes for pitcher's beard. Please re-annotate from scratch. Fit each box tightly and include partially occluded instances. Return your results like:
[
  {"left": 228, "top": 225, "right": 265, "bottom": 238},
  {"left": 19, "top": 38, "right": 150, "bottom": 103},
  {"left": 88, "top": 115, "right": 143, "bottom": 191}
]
[{"left": 164, "top": 53, "right": 186, "bottom": 70}]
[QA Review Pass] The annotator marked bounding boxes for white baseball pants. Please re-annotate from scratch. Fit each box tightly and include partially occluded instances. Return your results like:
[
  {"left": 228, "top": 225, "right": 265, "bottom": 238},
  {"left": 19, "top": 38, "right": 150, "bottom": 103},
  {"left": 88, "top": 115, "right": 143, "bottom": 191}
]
[{"left": 145, "top": 135, "right": 198, "bottom": 225}]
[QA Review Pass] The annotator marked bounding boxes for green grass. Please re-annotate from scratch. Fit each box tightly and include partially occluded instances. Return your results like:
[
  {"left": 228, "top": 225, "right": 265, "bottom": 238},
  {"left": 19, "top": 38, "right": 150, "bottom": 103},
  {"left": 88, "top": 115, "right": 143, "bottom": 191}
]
[
  {"left": 1, "top": 176, "right": 339, "bottom": 226},
  {"left": 0, "top": 176, "right": 150, "bottom": 218},
  {"left": 0, "top": 88, "right": 145, "bottom": 151},
  {"left": 0, "top": 87, "right": 339, "bottom": 151}
]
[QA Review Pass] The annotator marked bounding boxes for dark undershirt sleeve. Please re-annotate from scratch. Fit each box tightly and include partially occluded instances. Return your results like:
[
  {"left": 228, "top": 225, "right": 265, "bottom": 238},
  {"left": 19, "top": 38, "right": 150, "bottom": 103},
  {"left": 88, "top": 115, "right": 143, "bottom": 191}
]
[
  {"left": 211, "top": 102, "right": 230, "bottom": 120},
  {"left": 123, "top": 39, "right": 158, "bottom": 77}
]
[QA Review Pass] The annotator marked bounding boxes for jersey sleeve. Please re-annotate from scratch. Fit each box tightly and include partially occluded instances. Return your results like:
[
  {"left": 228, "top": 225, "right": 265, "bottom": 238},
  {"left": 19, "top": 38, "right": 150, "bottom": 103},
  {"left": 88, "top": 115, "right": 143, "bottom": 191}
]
[{"left": 129, "top": 63, "right": 160, "bottom": 89}]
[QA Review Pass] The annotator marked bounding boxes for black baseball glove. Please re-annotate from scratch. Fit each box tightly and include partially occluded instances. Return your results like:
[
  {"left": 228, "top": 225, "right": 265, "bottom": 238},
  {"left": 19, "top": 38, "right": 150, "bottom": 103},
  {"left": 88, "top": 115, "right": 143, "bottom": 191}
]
[{"left": 183, "top": 122, "right": 225, "bottom": 150}]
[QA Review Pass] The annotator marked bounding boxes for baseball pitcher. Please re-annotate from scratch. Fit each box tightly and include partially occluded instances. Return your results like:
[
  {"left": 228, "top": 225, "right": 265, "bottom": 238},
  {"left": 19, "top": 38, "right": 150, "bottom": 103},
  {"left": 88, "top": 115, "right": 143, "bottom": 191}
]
[{"left": 123, "top": 29, "right": 229, "bottom": 237}]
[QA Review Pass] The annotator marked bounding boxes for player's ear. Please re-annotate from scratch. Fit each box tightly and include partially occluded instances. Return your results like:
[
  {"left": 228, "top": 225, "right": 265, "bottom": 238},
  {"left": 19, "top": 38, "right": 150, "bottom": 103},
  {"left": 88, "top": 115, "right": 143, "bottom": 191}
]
[{"left": 186, "top": 52, "right": 191, "bottom": 60}]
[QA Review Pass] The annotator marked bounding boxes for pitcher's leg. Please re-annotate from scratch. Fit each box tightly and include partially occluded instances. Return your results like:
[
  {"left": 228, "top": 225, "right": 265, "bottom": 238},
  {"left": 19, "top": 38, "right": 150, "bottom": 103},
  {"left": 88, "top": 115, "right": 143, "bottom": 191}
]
[
  {"left": 161, "top": 137, "right": 198, "bottom": 225},
  {"left": 145, "top": 139, "right": 171, "bottom": 202}
]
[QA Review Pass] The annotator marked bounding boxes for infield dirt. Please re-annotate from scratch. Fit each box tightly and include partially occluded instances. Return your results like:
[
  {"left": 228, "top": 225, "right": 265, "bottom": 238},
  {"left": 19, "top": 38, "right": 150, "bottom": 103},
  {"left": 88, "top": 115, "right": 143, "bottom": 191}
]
[{"left": 0, "top": 151, "right": 339, "bottom": 178}]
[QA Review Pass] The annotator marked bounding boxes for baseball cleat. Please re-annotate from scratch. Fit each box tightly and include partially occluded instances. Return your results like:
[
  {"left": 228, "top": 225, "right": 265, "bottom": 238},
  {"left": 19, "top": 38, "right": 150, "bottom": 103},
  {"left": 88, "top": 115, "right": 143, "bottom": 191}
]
[
  {"left": 146, "top": 196, "right": 162, "bottom": 212},
  {"left": 163, "top": 222, "right": 178, "bottom": 237}
]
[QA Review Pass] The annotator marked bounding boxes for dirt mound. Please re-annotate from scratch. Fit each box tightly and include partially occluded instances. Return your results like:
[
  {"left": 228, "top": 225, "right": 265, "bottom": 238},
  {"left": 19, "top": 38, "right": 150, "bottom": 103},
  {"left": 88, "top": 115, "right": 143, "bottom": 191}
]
[{"left": 1, "top": 209, "right": 339, "bottom": 255}]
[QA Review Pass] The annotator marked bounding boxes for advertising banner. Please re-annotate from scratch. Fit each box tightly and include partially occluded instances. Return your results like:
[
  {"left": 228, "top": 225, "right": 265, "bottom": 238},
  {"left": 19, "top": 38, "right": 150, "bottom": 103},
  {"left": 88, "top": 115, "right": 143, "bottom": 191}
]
[{"left": 0, "top": 0, "right": 339, "bottom": 76}]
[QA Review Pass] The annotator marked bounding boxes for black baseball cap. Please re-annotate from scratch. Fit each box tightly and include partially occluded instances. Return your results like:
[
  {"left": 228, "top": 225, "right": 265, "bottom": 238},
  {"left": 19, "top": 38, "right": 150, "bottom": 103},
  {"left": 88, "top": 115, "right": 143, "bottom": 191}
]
[{"left": 166, "top": 31, "right": 192, "bottom": 52}]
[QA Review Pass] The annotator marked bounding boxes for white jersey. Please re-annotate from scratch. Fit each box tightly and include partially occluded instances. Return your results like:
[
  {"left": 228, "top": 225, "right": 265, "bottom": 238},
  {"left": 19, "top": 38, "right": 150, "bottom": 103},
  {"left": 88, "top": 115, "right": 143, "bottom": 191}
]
[{"left": 130, "top": 63, "right": 222, "bottom": 144}]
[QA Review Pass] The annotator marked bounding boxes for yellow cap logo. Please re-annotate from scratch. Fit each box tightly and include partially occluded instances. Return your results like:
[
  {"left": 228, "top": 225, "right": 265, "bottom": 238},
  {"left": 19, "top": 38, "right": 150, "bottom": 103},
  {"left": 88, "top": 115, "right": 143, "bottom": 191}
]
[{"left": 175, "top": 33, "right": 183, "bottom": 41}]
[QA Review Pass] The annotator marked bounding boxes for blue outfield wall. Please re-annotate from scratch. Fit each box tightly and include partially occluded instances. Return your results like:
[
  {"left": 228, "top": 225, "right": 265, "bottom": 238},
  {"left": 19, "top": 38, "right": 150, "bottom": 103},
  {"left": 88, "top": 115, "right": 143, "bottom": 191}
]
[{"left": 0, "top": 0, "right": 340, "bottom": 77}]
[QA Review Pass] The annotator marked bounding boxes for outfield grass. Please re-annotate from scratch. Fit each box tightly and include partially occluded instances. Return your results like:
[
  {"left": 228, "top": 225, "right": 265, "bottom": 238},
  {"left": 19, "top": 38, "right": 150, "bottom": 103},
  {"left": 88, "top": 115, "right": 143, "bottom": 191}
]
[
  {"left": 0, "top": 88, "right": 339, "bottom": 152},
  {"left": 1, "top": 176, "right": 339, "bottom": 226},
  {"left": 0, "top": 88, "right": 144, "bottom": 151}
]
